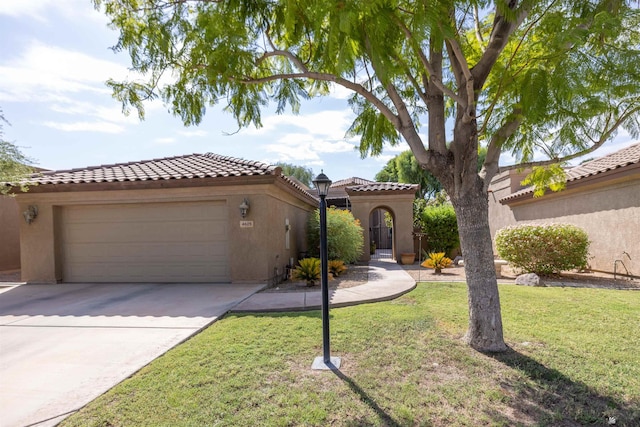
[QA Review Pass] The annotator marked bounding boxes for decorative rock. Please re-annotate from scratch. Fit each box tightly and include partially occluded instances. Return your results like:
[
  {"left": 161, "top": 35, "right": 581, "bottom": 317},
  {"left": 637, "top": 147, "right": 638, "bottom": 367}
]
[{"left": 515, "top": 273, "right": 545, "bottom": 287}]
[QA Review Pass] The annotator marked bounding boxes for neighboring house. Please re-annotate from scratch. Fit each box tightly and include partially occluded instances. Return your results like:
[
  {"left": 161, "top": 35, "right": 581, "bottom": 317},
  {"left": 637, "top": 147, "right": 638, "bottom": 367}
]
[
  {"left": 9, "top": 153, "right": 417, "bottom": 284},
  {"left": 1, "top": 166, "right": 49, "bottom": 271},
  {"left": 325, "top": 177, "right": 417, "bottom": 255},
  {"left": 488, "top": 142, "right": 640, "bottom": 277},
  {"left": 0, "top": 195, "right": 20, "bottom": 271}
]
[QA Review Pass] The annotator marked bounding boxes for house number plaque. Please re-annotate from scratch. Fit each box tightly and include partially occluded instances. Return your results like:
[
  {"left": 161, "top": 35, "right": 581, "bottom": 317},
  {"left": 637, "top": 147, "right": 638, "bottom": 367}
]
[{"left": 240, "top": 220, "right": 254, "bottom": 228}]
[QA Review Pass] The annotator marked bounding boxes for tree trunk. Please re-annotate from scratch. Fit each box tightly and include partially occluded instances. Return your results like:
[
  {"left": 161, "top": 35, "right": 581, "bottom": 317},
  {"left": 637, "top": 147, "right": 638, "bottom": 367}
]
[{"left": 452, "top": 187, "right": 508, "bottom": 352}]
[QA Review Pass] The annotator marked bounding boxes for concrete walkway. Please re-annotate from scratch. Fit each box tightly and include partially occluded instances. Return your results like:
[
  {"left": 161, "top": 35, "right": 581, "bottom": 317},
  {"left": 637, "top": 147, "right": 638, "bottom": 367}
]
[
  {"left": 0, "top": 282, "right": 264, "bottom": 427},
  {"left": 232, "top": 258, "right": 416, "bottom": 312}
]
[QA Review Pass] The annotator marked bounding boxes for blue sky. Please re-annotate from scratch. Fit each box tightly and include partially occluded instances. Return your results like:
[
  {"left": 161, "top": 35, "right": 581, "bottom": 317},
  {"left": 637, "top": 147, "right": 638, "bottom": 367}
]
[{"left": 0, "top": 1, "right": 636, "bottom": 182}]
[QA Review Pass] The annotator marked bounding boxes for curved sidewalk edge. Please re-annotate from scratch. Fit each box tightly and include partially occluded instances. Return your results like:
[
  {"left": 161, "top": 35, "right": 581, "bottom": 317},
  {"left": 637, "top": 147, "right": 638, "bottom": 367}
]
[{"left": 231, "top": 259, "right": 417, "bottom": 313}]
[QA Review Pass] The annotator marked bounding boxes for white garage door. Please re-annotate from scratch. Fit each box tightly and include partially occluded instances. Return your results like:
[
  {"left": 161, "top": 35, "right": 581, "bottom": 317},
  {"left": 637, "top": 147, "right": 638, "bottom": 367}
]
[{"left": 60, "top": 202, "right": 229, "bottom": 283}]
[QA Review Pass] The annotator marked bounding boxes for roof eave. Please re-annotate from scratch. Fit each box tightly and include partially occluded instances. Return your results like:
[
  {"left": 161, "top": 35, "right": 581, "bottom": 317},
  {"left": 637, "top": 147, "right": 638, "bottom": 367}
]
[{"left": 500, "top": 162, "right": 640, "bottom": 205}]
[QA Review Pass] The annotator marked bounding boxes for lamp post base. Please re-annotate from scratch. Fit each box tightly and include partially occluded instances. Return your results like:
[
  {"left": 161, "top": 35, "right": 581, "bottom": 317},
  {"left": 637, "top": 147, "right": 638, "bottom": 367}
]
[{"left": 311, "top": 356, "right": 341, "bottom": 370}]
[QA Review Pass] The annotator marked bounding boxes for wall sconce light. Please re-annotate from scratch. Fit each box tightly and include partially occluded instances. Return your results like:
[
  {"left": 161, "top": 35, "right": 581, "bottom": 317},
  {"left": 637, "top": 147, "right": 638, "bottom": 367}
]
[
  {"left": 239, "top": 198, "right": 250, "bottom": 218},
  {"left": 23, "top": 205, "right": 38, "bottom": 224}
]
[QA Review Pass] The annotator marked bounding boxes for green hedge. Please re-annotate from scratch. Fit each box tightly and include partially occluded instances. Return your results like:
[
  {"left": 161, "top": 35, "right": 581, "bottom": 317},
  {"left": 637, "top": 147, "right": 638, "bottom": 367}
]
[
  {"left": 419, "top": 204, "right": 460, "bottom": 257},
  {"left": 307, "top": 207, "right": 364, "bottom": 263},
  {"left": 495, "top": 223, "right": 590, "bottom": 275}
]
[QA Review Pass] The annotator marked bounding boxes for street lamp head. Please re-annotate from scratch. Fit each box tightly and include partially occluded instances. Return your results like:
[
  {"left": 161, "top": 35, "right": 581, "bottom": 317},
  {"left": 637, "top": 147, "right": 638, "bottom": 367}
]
[{"left": 313, "top": 171, "right": 332, "bottom": 197}]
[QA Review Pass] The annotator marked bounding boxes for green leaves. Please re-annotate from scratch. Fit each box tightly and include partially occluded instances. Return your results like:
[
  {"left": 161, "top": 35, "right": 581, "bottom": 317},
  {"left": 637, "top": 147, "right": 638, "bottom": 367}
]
[
  {"left": 375, "top": 150, "right": 441, "bottom": 199},
  {"left": 348, "top": 98, "right": 400, "bottom": 157},
  {"left": 0, "top": 111, "right": 35, "bottom": 194},
  {"left": 95, "top": 0, "right": 640, "bottom": 188},
  {"left": 307, "top": 207, "right": 364, "bottom": 264},
  {"left": 291, "top": 257, "right": 321, "bottom": 286},
  {"left": 418, "top": 203, "right": 460, "bottom": 257},
  {"left": 521, "top": 164, "right": 567, "bottom": 198},
  {"left": 485, "top": 1, "right": 640, "bottom": 165},
  {"left": 495, "top": 224, "right": 590, "bottom": 275}
]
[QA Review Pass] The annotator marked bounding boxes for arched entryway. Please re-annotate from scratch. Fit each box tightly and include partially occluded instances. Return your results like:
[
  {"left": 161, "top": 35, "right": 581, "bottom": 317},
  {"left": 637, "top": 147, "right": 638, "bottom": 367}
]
[
  {"left": 346, "top": 183, "right": 418, "bottom": 263},
  {"left": 369, "top": 207, "right": 395, "bottom": 260}
]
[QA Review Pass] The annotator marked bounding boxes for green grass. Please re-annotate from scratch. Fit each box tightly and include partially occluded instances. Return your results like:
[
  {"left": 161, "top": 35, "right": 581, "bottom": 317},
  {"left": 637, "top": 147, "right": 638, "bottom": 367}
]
[{"left": 61, "top": 283, "right": 640, "bottom": 426}]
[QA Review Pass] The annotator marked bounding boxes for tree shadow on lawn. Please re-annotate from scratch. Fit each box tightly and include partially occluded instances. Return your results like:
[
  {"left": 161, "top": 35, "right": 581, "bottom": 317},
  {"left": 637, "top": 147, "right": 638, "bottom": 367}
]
[
  {"left": 331, "top": 369, "right": 403, "bottom": 427},
  {"left": 485, "top": 348, "right": 640, "bottom": 426}
]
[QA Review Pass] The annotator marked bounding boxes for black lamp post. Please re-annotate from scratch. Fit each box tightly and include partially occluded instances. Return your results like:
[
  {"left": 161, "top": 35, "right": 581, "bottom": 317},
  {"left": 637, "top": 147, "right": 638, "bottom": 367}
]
[{"left": 311, "top": 171, "right": 341, "bottom": 370}]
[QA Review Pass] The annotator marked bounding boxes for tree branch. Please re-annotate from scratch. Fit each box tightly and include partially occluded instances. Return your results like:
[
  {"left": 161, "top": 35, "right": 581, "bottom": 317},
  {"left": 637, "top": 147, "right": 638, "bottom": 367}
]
[
  {"left": 237, "top": 70, "right": 400, "bottom": 128},
  {"left": 393, "top": 15, "right": 466, "bottom": 106},
  {"left": 427, "top": 42, "right": 447, "bottom": 154},
  {"left": 471, "top": 3, "right": 529, "bottom": 89},
  {"left": 478, "top": 1, "right": 556, "bottom": 136},
  {"left": 499, "top": 104, "right": 640, "bottom": 173},
  {"left": 480, "top": 109, "right": 523, "bottom": 188},
  {"left": 474, "top": 4, "right": 486, "bottom": 52},
  {"left": 446, "top": 38, "right": 475, "bottom": 123},
  {"left": 382, "top": 80, "right": 438, "bottom": 173}
]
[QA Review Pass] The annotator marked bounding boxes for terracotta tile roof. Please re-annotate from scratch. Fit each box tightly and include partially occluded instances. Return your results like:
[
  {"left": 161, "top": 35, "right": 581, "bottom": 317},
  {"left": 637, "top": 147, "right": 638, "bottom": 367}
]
[
  {"left": 330, "top": 177, "right": 375, "bottom": 187},
  {"left": 347, "top": 182, "right": 419, "bottom": 192},
  {"left": 501, "top": 142, "right": 640, "bottom": 202},
  {"left": 565, "top": 142, "right": 640, "bottom": 181},
  {"left": 9, "top": 152, "right": 417, "bottom": 201},
  {"left": 26, "top": 153, "right": 276, "bottom": 184}
]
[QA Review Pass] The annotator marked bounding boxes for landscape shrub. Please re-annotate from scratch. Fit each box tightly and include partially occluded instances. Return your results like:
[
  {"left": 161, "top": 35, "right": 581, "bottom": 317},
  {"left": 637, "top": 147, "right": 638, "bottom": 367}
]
[
  {"left": 495, "top": 223, "right": 590, "bottom": 275},
  {"left": 328, "top": 260, "right": 347, "bottom": 277},
  {"left": 421, "top": 252, "right": 453, "bottom": 271},
  {"left": 419, "top": 204, "right": 460, "bottom": 256},
  {"left": 307, "top": 207, "right": 364, "bottom": 263},
  {"left": 292, "top": 258, "right": 320, "bottom": 286}
]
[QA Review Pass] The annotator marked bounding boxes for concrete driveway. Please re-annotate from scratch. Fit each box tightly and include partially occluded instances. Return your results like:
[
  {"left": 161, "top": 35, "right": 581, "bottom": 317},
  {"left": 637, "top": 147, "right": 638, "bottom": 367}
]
[{"left": 0, "top": 282, "right": 264, "bottom": 427}]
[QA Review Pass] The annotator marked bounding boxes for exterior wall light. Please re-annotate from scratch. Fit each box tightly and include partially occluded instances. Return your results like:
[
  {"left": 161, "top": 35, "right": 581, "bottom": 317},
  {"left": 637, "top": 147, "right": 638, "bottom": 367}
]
[
  {"left": 23, "top": 205, "right": 38, "bottom": 225},
  {"left": 239, "top": 198, "right": 250, "bottom": 218}
]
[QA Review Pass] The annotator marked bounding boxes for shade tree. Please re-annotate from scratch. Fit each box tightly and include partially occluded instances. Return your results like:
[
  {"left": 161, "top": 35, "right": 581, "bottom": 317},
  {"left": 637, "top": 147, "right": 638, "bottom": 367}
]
[{"left": 94, "top": 0, "right": 640, "bottom": 351}]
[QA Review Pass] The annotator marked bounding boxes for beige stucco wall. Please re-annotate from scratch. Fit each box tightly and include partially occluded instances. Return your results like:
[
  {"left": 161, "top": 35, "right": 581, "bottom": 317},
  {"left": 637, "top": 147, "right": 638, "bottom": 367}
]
[
  {"left": 0, "top": 195, "right": 21, "bottom": 271},
  {"left": 229, "top": 184, "right": 314, "bottom": 283},
  {"left": 348, "top": 192, "right": 415, "bottom": 263},
  {"left": 488, "top": 170, "right": 640, "bottom": 276},
  {"left": 15, "top": 181, "right": 314, "bottom": 284}
]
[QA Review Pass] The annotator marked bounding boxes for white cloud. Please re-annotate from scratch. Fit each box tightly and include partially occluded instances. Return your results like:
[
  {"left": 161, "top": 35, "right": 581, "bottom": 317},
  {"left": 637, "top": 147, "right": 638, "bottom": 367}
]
[
  {"left": 177, "top": 129, "right": 208, "bottom": 137},
  {"left": 43, "top": 121, "right": 124, "bottom": 134},
  {"left": 383, "top": 141, "right": 410, "bottom": 153},
  {"left": 0, "top": 0, "right": 57, "bottom": 20},
  {"left": 328, "top": 83, "right": 354, "bottom": 100},
  {"left": 49, "top": 99, "right": 139, "bottom": 125},
  {"left": 154, "top": 137, "right": 176, "bottom": 145},
  {"left": 243, "top": 110, "right": 354, "bottom": 139},
  {"left": 265, "top": 132, "right": 358, "bottom": 164},
  {"left": 0, "top": 0, "right": 108, "bottom": 24},
  {"left": 0, "top": 41, "right": 130, "bottom": 102},
  {"left": 376, "top": 154, "right": 396, "bottom": 163},
  {"left": 0, "top": 41, "right": 167, "bottom": 131}
]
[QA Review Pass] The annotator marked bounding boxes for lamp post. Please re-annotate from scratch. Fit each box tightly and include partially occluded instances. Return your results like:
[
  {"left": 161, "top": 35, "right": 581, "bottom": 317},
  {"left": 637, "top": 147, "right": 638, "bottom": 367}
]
[{"left": 311, "top": 171, "right": 341, "bottom": 370}]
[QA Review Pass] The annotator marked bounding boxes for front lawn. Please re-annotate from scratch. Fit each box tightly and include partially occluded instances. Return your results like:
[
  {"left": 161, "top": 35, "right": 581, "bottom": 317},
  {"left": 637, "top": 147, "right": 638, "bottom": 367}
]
[{"left": 62, "top": 283, "right": 640, "bottom": 426}]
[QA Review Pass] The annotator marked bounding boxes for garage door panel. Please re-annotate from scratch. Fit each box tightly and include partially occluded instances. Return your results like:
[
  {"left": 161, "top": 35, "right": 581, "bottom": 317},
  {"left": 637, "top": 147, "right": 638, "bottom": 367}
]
[
  {"left": 60, "top": 202, "right": 229, "bottom": 283},
  {"left": 64, "top": 242, "right": 227, "bottom": 262},
  {"left": 64, "top": 222, "right": 227, "bottom": 244},
  {"left": 65, "top": 262, "right": 229, "bottom": 282}
]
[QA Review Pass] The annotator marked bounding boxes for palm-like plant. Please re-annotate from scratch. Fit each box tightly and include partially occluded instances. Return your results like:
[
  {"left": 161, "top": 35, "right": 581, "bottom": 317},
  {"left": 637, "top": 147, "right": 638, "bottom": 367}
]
[
  {"left": 421, "top": 252, "right": 453, "bottom": 274},
  {"left": 292, "top": 258, "right": 321, "bottom": 286},
  {"left": 328, "top": 260, "right": 347, "bottom": 277}
]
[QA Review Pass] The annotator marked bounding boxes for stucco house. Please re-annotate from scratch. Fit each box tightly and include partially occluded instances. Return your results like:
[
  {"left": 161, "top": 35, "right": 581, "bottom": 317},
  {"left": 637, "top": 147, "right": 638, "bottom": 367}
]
[
  {"left": 7, "top": 153, "right": 417, "bottom": 284},
  {"left": 324, "top": 177, "right": 416, "bottom": 253},
  {"left": 0, "top": 195, "right": 20, "bottom": 271},
  {"left": 488, "top": 142, "right": 640, "bottom": 278}
]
